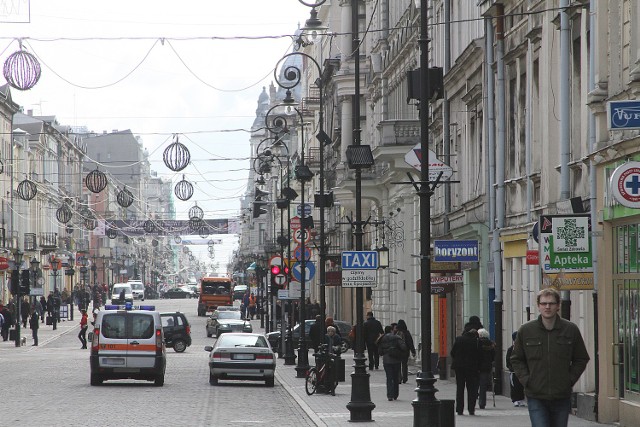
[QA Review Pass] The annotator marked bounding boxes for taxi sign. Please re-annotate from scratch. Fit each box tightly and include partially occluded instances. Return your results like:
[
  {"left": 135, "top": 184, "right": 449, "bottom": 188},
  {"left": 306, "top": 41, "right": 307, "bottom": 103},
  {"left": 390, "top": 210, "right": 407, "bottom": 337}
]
[{"left": 341, "top": 251, "right": 378, "bottom": 288}]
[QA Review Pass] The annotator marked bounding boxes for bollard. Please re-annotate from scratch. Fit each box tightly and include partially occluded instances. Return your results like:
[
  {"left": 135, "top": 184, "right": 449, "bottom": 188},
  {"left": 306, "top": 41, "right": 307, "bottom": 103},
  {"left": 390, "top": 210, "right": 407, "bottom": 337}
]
[{"left": 440, "top": 399, "right": 455, "bottom": 427}]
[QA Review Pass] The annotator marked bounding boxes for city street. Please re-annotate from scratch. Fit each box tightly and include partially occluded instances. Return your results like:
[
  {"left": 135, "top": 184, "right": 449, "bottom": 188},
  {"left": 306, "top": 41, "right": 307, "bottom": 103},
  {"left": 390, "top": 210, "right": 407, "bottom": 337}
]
[{"left": 0, "top": 299, "right": 611, "bottom": 427}]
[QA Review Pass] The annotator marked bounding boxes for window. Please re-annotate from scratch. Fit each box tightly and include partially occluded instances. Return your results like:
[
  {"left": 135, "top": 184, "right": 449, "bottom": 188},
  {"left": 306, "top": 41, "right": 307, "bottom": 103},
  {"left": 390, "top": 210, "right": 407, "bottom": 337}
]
[
  {"left": 102, "top": 314, "right": 126, "bottom": 339},
  {"left": 130, "top": 313, "right": 154, "bottom": 339}
]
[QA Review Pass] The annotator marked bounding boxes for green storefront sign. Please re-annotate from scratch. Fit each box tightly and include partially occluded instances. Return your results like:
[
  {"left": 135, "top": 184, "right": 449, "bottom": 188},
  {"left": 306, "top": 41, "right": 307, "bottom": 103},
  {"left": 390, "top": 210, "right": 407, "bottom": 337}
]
[{"left": 547, "top": 235, "right": 592, "bottom": 269}]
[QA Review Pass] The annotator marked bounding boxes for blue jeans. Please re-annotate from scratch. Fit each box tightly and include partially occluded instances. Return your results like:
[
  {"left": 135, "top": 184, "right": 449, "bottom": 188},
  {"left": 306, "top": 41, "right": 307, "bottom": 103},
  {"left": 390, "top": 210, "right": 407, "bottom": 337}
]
[
  {"left": 527, "top": 397, "right": 571, "bottom": 427},
  {"left": 383, "top": 363, "right": 401, "bottom": 399}
]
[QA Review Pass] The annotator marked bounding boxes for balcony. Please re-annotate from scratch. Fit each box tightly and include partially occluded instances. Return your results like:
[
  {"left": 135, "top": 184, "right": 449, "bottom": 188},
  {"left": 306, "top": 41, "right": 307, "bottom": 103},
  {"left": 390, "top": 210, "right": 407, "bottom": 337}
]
[
  {"left": 39, "top": 232, "right": 57, "bottom": 249},
  {"left": 24, "top": 233, "right": 37, "bottom": 251},
  {"left": 377, "top": 119, "right": 420, "bottom": 147}
]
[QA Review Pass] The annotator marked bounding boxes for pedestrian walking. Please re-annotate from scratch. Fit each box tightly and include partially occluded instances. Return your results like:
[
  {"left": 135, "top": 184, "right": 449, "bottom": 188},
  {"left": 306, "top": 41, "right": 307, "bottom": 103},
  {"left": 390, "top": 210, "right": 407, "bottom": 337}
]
[
  {"left": 477, "top": 328, "right": 495, "bottom": 409},
  {"left": 39, "top": 296, "right": 47, "bottom": 323},
  {"left": 464, "top": 315, "right": 484, "bottom": 333},
  {"left": 378, "top": 325, "right": 407, "bottom": 401},
  {"left": 29, "top": 310, "right": 39, "bottom": 346},
  {"left": 451, "top": 328, "right": 481, "bottom": 415},
  {"left": 364, "top": 311, "right": 384, "bottom": 370},
  {"left": 78, "top": 309, "right": 88, "bottom": 349},
  {"left": 396, "top": 319, "right": 417, "bottom": 383},
  {"left": 511, "top": 288, "right": 590, "bottom": 427},
  {"left": 507, "top": 331, "right": 526, "bottom": 407},
  {"left": 21, "top": 297, "right": 30, "bottom": 328},
  {"left": 1, "top": 303, "right": 13, "bottom": 341}
]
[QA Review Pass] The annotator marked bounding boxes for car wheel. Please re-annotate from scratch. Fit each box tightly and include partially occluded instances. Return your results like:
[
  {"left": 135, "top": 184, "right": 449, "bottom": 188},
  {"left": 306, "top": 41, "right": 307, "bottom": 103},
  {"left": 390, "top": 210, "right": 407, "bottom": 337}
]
[
  {"left": 90, "top": 374, "right": 103, "bottom": 386},
  {"left": 265, "top": 377, "right": 275, "bottom": 387},
  {"left": 154, "top": 375, "right": 165, "bottom": 386},
  {"left": 209, "top": 373, "right": 218, "bottom": 385},
  {"left": 173, "top": 339, "right": 187, "bottom": 353}
]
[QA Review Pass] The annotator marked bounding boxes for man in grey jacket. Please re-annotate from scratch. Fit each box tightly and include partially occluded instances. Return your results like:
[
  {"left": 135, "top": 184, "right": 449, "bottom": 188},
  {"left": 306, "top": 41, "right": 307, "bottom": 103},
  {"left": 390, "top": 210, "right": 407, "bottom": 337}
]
[
  {"left": 379, "top": 325, "right": 407, "bottom": 401},
  {"left": 511, "top": 288, "right": 590, "bottom": 427}
]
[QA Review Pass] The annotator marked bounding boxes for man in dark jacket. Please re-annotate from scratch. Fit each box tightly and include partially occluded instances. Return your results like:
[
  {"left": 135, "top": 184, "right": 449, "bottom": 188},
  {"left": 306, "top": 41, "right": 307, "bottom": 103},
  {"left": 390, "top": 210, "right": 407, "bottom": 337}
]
[
  {"left": 308, "top": 315, "right": 323, "bottom": 352},
  {"left": 477, "top": 328, "right": 495, "bottom": 409},
  {"left": 451, "top": 328, "right": 481, "bottom": 415},
  {"left": 379, "top": 325, "right": 407, "bottom": 401},
  {"left": 511, "top": 288, "right": 589, "bottom": 427},
  {"left": 363, "top": 311, "right": 384, "bottom": 370}
]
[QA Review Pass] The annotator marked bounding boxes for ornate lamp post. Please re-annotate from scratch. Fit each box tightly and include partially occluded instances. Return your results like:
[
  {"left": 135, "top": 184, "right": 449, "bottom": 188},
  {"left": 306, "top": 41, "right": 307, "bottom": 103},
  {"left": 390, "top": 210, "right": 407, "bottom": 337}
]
[
  {"left": 50, "top": 256, "right": 59, "bottom": 331},
  {"left": 66, "top": 256, "right": 75, "bottom": 321},
  {"left": 12, "top": 249, "right": 23, "bottom": 347}
]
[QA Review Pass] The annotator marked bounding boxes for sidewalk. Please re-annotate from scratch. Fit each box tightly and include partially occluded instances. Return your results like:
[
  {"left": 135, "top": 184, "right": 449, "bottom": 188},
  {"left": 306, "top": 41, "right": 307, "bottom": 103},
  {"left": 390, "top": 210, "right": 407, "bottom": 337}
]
[{"left": 0, "top": 317, "right": 78, "bottom": 352}]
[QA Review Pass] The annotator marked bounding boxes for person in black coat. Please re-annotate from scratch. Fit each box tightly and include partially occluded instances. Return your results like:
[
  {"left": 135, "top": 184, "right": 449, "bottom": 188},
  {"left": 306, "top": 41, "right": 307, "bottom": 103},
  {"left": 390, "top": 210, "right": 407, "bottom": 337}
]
[
  {"left": 379, "top": 325, "right": 407, "bottom": 401},
  {"left": 506, "top": 331, "right": 526, "bottom": 407},
  {"left": 363, "top": 311, "right": 384, "bottom": 370},
  {"left": 463, "top": 315, "right": 484, "bottom": 333},
  {"left": 477, "top": 328, "right": 496, "bottom": 409},
  {"left": 308, "top": 315, "right": 324, "bottom": 352},
  {"left": 451, "top": 328, "right": 481, "bottom": 416},
  {"left": 396, "top": 319, "right": 417, "bottom": 383}
]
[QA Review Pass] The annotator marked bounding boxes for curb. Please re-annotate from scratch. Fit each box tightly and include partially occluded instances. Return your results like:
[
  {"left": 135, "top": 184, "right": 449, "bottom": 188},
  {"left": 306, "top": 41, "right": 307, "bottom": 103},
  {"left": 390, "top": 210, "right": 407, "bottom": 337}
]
[{"left": 275, "top": 367, "right": 327, "bottom": 427}]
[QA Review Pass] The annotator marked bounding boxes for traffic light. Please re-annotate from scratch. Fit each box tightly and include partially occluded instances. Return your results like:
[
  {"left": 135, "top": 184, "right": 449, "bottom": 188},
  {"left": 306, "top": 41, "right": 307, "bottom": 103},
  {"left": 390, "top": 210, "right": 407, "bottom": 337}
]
[
  {"left": 270, "top": 264, "right": 289, "bottom": 290},
  {"left": 20, "top": 269, "right": 30, "bottom": 295},
  {"left": 270, "top": 264, "right": 281, "bottom": 294}
]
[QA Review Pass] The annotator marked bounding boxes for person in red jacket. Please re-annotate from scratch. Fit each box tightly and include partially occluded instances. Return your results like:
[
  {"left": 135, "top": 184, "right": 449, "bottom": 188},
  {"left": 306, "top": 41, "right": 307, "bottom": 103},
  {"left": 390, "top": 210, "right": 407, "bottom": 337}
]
[{"left": 78, "top": 309, "right": 88, "bottom": 349}]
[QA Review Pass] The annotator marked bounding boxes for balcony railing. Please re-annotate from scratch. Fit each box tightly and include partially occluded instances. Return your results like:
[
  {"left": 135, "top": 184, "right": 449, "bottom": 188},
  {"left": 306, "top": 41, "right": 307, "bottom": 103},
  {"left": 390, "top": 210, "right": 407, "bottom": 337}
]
[
  {"left": 377, "top": 119, "right": 420, "bottom": 147},
  {"left": 24, "top": 233, "right": 37, "bottom": 251},
  {"left": 39, "top": 232, "right": 57, "bottom": 249}
]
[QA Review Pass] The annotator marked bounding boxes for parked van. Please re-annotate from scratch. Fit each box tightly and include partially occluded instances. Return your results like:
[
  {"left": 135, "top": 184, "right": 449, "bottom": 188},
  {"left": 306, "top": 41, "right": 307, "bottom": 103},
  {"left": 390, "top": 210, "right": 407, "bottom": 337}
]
[
  {"left": 111, "top": 283, "right": 134, "bottom": 304},
  {"left": 89, "top": 304, "right": 166, "bottom": 386}
]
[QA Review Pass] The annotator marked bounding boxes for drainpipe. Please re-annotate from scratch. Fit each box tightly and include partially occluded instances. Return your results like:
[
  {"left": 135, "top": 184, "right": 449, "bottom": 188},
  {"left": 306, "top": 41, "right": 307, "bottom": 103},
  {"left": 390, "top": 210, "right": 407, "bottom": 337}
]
[
  {"left": 525, "top": 36, "right": 533, "bottom": 322},
  {"left": 559, "top": 0, "right": 572, "bottom": 319},
  {"left": 494, "top": 4, "right": 506, "bottom": 396},
  {"left": 443, "top": 0, "right": 451, "bottom": 235},
  {"left": 587, "top": 0, "right": 599, "bottom": 420}
]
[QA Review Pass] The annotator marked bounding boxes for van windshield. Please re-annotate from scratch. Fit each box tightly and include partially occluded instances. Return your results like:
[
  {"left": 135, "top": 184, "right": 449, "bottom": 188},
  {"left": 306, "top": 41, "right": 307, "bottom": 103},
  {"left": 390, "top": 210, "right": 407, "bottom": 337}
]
[{"left": 201, "top": 281, "right": 231, "bottom": 295}]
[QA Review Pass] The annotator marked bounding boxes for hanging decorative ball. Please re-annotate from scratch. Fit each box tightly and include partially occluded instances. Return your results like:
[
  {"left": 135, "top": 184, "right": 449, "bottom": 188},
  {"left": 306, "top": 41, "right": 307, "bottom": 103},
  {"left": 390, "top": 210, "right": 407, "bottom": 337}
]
[
  {"left": 106, "top": 228, "right": 117, "bottom": 239},
  {"left": 152, "top": 239, "right": 159, "bottom": 247},
  {"left": 84, "top": 217, "right": 97, "bottom": 231},
  {"left": 56, "top": 204, "right": 73, "bottom": 224},
  {"left": 163, "top": 136, "right": 191, "bottom": 172},
  {"left": 3, "top": 47, "right": 41, "bottom": 91},
  {"left": 189, "top": 204, "right": 204, "bottom": 220},
  {"left": 174, "top": 175, "right": 194, "bottom": 201},
  {"left": 173, "top": 235, "right": 182, "bottom": 244},
  {"left": 143, "top": 219, "right": 156, "bottom": 234},
  {"left": 85, "top": 168, "right": 107, "bottom": 194},
  {"left": 17, "top": 178, "right": 37, "bottom": 200},
  {"left": 116, "top": 187, "right": 134, "bottom": 208}
]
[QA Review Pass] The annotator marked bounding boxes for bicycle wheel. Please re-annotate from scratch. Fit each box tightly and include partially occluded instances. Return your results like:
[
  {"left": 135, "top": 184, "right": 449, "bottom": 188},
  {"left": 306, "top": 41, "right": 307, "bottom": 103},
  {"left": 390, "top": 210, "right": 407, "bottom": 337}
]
[{"left": 305, "top": 367, "right": 318, "bottom": 395}]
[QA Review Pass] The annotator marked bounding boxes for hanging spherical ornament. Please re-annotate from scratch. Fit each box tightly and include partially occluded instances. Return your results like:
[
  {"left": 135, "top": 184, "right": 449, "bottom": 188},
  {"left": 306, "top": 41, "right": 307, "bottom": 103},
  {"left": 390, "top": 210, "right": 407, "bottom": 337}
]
[
  {"left": 84, "top": 217, "right": 97, "bottom": 231},
  {"left": 174, "top": 175, "right": 194, "bottom": 201},
  {"left": 174, "top": 235, "right": 182, "bottom": 244},
  {"left": 85, "top": 168, "right": 107, "bottom": 194},
  {"left": 163, "top": 136, "right": 191, "bottom": 172},
  {"left": 116, "top": 187, "right": 134, "bottom": 208},
  {"left": 3, "top": 47, "right": 41, "bottom": 91},
  {"left": 17, "top": 178, "right": 37, "bottom": 200},
  {"left": 189, "top": 203, "right": 204, "bottom": 220},
  {"left": 56, "top": 204, "right": 72, "bottom": 224},
  {"left": 189, "top": 217, "right": 203, "bottom": 233},
  {"left": 152, "top": 239, "right": 159, "bottom": 247},
  {"left": 106, "top": 228, "right": 117, "bottom": 239},
  {"left": 144, "top": 219, "right": 156, "bottom": 234}
]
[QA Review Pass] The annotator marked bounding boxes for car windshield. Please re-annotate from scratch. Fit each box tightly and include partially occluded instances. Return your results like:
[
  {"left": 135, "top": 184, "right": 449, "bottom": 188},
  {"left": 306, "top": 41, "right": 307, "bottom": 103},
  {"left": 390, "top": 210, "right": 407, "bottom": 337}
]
[
  {"left": 217, "top": 311, "right": 241, "bottom": 320},
  {"left": 217, "top": 334, "right": 268, "bottom": 348},
  {"left": 201, "top": 280, "right": 231, "bottom": 295}
]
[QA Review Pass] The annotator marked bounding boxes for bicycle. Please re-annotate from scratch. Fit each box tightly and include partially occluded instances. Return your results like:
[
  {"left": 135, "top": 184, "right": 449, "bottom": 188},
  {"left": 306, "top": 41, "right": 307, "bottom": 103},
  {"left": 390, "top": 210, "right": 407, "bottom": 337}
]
[{"left": 305, "top": 344, "right": 340, "bottom": 396}]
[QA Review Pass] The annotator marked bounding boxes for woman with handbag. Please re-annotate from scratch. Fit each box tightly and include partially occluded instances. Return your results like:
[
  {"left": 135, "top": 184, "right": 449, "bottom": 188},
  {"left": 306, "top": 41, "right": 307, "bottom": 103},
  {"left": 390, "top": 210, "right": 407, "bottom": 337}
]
[{"left": 378, "top": 325, "right": 408, "bottom": 401}]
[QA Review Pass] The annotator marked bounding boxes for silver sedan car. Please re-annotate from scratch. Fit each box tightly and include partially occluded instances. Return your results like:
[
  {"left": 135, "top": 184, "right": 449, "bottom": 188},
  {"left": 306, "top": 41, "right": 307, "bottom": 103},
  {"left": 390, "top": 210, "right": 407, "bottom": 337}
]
[
  {"left": 204, "top": 333, "right": 276, "bottom": 386},
  {"left": 206, "top": 309, "right": 251, "bottom": 337}
]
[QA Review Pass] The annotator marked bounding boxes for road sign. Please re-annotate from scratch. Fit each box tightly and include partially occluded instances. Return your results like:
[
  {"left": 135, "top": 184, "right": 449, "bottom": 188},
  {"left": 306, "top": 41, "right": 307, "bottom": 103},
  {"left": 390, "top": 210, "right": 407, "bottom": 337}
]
[
  {"left": 294, "top": 245, "right": 312, "bottom": 261},
  {"left": 290, "top": 216, "right": 301, "bottom": 230},
  {"left": 297, "top": 204, "right": 312, "bottom": 217},
  {"left": 608, "top": 100, "right": 640, "bottom": 130},
  {"left": 341, "top": 251, "right": 378, "bottom": 288},
  {"left": 292, "top": 228, "right": 311, "bottom": 244},
  {"left": 610, "top": 161, "right": 640, "bottom": 208},
  {"left": 269, "top": 255, "right": 283, "bottom": 267},
  {"left": 291, "top": 261, "right": 316, "bottom": 282},
  {"left": 274, "top": 274, "right": 287, "bottom": 286},
  {"left": 404, "top": 144, "right": 453, "bottom": 182}
]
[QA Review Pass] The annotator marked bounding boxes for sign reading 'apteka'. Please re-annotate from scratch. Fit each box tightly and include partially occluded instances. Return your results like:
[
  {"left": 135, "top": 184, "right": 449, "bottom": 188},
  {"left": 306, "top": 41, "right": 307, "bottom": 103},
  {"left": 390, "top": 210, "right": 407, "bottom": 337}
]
[{"left": 433, "top": 240, "right": 479, "bottom": 262}]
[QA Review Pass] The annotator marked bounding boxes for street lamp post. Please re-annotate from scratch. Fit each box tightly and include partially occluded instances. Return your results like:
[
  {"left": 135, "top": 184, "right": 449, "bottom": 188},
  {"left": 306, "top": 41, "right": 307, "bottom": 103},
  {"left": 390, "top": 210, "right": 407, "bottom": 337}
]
[
  {"left": 51, "top": 257, "right": 59, "bottom": 331},
  {"left": 412, "top": 0, "right": 441, "bottom": 425},
  {"left": 67, "top": 257, "right": 75, "bottom": 321},
  {"left": 13, "top": 249, "right": 23, "bottom": 347}
]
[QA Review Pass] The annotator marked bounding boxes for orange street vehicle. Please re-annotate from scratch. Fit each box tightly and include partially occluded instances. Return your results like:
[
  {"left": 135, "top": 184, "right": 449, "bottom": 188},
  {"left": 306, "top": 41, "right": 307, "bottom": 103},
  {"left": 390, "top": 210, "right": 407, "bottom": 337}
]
[{"left": 197, "top": 277, "right": 233, "bottom": 317}]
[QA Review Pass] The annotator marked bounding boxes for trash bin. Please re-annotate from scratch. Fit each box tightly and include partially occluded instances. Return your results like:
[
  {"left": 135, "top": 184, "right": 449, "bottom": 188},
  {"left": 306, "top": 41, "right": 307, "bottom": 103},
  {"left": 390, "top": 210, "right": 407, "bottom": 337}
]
[
  {"left": 335, "top": 356, "right": 346, "bottom": 382},
  {"left": 440, "top": 399, "right": 455, "bottom": 427}
]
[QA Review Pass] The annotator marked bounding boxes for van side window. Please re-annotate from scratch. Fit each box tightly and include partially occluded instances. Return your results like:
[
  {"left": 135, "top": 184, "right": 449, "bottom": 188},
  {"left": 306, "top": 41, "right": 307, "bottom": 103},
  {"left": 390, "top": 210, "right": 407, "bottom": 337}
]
[
  {"left": 131, "top": 314, "right": 154, "bottom": 339},
  {"left": 102, "top": 314, "right": 126, "bottom": 339}
]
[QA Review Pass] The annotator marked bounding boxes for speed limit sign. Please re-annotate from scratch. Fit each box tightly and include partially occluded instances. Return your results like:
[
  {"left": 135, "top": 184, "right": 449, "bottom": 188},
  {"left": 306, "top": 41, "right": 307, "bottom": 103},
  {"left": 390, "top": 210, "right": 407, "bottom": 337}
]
[{"left": 293, "top": 228, "right": 310, "bottom": 244}]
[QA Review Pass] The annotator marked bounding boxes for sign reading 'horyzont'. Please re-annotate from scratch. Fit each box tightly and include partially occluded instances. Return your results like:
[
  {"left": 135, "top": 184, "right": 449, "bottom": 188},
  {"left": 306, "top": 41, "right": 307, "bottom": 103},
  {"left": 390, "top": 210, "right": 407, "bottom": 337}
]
[{"left": 433, "top": 240, "right": 479, "bottom": 262}]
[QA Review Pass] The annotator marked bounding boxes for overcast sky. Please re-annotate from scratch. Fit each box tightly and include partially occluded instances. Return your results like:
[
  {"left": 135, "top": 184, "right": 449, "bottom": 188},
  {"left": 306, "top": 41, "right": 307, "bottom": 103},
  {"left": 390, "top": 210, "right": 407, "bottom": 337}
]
[{"left": 0, "top": 0, "right": 312, "bottom": 272}]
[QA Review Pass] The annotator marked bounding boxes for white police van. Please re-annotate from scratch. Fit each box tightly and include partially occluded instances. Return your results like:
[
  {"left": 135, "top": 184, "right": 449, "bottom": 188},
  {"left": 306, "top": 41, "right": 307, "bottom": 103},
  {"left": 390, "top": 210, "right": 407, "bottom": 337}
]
[{"left": 90, "top": 303, "right": 166, "bottom": 386}]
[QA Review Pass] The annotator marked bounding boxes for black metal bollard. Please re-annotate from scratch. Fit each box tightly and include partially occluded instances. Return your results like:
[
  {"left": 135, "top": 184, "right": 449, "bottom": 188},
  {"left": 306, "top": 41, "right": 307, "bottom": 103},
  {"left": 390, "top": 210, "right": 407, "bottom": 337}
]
[{"left": 440, "top": 399, "right": 455, "bottom": 427}]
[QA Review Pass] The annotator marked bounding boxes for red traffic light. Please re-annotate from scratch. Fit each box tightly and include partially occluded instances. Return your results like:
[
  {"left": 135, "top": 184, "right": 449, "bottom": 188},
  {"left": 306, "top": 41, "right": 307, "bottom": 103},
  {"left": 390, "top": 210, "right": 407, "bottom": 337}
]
[
  {"left": 283, "top": 265, "right": 290, "bottom": 275},
  {"left": 271, "top": 265, "right": 282, "bottom": 275}
]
